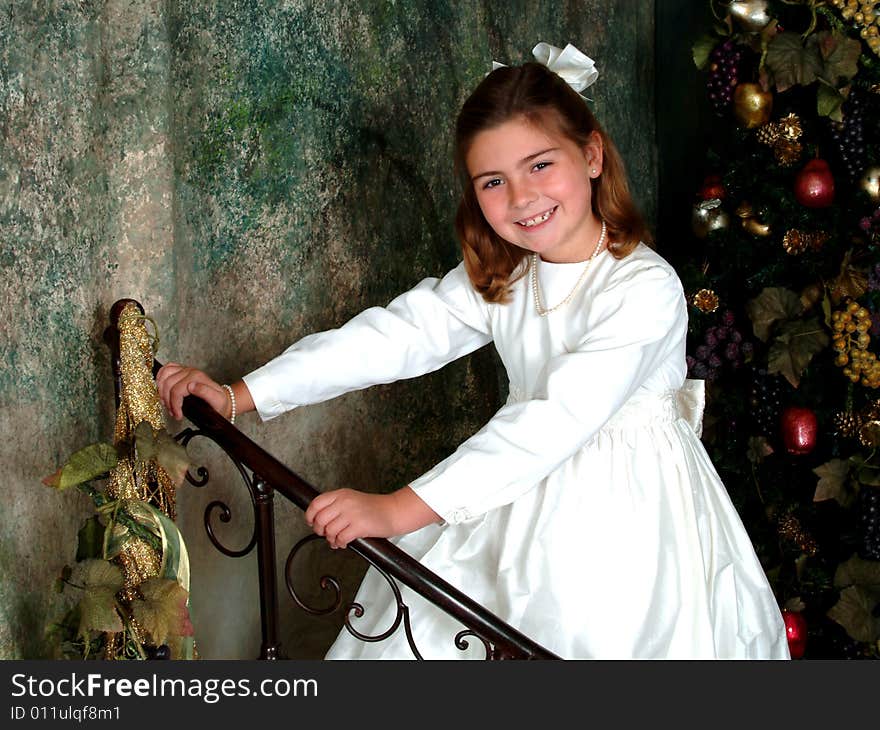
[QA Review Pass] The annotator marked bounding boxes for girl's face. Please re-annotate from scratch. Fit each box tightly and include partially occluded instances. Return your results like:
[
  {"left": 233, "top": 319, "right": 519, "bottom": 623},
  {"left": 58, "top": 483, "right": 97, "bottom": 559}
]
[{"left": 466, "top": 116, "right": 603, "bottom": 263}]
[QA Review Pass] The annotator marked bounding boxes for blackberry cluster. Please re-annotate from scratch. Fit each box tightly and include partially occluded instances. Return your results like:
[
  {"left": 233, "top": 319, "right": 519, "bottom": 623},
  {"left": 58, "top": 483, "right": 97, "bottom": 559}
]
[
  {"left": 857, "top": 486, "right": 880, "bottom": 561},
  {"left": 687, "top": 309, "right": 753, "bottom": 381},
  {"left": 749, "top": 369, "right": 785, "bottom": 437},
  {"left": 707, "top": 39, "right": 745, "bottom": 116},
  {"left": 829, "top": 91, "right": 866, "bottom": 182}
]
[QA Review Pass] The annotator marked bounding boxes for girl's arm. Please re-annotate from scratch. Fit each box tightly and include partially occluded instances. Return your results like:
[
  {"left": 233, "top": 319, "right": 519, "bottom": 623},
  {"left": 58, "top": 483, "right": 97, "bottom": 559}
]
[
  {"left": 409, "top": 257, "right": 688, "bottom": 525},
  {"left": 243, "top": 263, "right": 492, "bottom": 422},
  {"left": 305, "top": 486, "right": 441, "bottom": 549}
]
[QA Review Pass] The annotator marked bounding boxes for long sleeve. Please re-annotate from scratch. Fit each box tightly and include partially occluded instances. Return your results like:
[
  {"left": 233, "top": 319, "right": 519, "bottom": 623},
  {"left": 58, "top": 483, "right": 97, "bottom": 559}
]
[
  {"left": 409, "top": 258, "right": 688, "bottom": 524},
  {"left": 242, "top": 262, "right": 493, "bottom": 421}
]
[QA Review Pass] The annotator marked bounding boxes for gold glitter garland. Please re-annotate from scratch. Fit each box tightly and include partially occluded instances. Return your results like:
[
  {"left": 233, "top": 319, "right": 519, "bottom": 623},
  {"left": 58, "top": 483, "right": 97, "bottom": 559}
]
[
  {"left": 110, "top": 303, "right": 176, "bottom": 518},
  {"left": 778, "top": 514, "right": 819, "bottom": 557},
  {"left": 103, "top": 304, "right": 180, "bottom": 657}
]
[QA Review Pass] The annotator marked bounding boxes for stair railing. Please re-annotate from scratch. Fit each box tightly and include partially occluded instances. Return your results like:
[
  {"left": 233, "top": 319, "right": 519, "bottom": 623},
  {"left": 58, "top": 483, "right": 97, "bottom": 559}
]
[{"left": 105, "top": 299, "right": 560, "bottom": 660}]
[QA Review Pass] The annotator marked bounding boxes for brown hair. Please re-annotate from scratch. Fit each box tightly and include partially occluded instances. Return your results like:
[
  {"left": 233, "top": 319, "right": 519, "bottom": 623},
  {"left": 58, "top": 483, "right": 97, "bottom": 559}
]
[{"left": 454, "top": 62, "right": 652, "bottom": 303}]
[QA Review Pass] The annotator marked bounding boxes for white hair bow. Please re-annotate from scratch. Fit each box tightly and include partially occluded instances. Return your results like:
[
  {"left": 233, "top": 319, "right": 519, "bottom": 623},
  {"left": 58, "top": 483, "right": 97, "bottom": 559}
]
[{"left": 492, "top": 42, "right": 598, "bottom": 99}]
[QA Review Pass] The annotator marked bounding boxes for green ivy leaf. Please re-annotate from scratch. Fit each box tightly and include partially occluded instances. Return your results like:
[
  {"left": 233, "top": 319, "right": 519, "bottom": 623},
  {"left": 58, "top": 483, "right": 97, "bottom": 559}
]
[
  {"left": 812, "top": 458, "right": 853, "bottom": 506},
  {"left": 55, "top": 565, "right": 73, "bottom": 594},
  {"left": 73, "top": 560, "right": 124, "bottom": 639},
  {"left": 131, "top": 578, "right": 191, "bottom": 645},
  {"left": 746, "top": 436, "right": 774, "bottom": 465},
  {"left": 767, "top": 317, "right": 829, "bottom": 388},
  {"left": 765, "top": 32, "right": 822, "bottom": 92},
  {"left": 827, "top": 586, "right": 880, "bottom": 643},
  {"left": 834, "top": 553, "right": 880, "bottom": 591},
  {"left": 134, "top": 421, "right": 190, "bottom": 487},
  {"left": 692, "top": 34, "right": 716, "bottom": 70},
  {"left": 746, "top": 287, "right": 803, "bottom": 342},
  {"left": 76, "top": 516, "right": 104, "bottom": 562},
  {"left": 43, "top": 443, "right": 119, "bottom": 491},
  {"left": 811, "top": 31, "right": 861, "bottom": 86},
  {"left": 816, "top": 82, "right": 845, "bottom": 121}
]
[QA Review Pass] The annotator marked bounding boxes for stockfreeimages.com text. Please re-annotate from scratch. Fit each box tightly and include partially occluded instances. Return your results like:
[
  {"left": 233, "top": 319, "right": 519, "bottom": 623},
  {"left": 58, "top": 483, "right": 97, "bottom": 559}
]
[{"left": 10, "top": 673, "right": 317, "bottom": 704}]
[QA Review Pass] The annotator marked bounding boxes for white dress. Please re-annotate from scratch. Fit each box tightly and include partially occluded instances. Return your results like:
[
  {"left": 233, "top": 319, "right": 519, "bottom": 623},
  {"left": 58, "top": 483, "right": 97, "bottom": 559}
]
[{"left": 243, "top": 244, "right": 790, "bottom": 659}]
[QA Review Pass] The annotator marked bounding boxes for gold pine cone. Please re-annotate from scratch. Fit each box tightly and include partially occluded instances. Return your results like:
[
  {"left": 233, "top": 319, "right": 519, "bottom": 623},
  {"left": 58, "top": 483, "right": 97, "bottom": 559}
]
[
  {"left": 774, "top": 138, "right": 803, "bottom": 167},
  {"left": 692, "top": 288, "right": 720, "bottom": 313},
  {"left": 833, "top": 410, "right": 861, "bottom": 438},
  {"left": 783, "top": 229, "right": 808, "bottom": 255}
]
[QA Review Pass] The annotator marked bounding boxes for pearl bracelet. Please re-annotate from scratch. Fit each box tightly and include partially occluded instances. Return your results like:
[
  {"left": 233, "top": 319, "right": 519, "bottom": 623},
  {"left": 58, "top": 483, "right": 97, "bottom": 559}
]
[{"left": 222, "top": 384, "right": 236, "bottom": 424}]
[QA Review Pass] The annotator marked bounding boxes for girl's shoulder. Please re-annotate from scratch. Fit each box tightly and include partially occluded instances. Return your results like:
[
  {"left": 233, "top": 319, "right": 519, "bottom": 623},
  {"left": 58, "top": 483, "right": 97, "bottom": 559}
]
[{"left": 599, "top": 242, "right": 683, "bottom": 298}]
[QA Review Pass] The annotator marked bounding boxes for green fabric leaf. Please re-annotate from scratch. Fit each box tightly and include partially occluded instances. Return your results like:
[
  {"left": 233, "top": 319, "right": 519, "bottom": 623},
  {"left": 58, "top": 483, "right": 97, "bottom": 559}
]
[
  {"left": 134, "top": 421, "right": 190, "bottom": 486},
  {"left": 746, "top": 287, "right": 804, "bottom": 342},
  {"left": 811, "top": 31, "right": 861, "bottom": 86},
  {"left": 812, "top": 459, "right": 852, "bottom": 506},
  {"left": 43, "top": 442, "right": 118, "bottom": 491},
  {"left": 834, "top": 553, "right": 880, "bottom": 590},
  {"left": 131, "top": 578, "right": 191, "bottom": 645},
  {"left": 746, "top": 436, "right": 774, "bottom": 465},
  {"left": 816, "top": 82, "right": 845, "bottom": 121},
  {"left": 73, "top": 560, "right": 124, "bottom": 639},
  {"left": 76, "top": 517, "right": 104, "bottom": 562},
  {"left": 827, "top": 586, "right": 880, "bottom": 643},
  {"left": 78, "top": 589, "right": 122, "bottom": 638},
  {"left": 692, "top": 34, "right": 715, "bottom": 70},
  {"left": 767, "top": 317, "right": 829, "bottom": 388},
  {"left": 765, "top": 32, "right": 822, "bottom": 91}
]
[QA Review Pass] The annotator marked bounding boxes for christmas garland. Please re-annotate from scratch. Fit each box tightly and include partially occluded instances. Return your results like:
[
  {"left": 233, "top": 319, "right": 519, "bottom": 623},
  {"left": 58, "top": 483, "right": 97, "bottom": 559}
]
[
  {"left": 688, "top": 0, "right": 880, "bottom": 658},
  {"left": 44, "top": 304, "right": 196, "bottom": 660}
]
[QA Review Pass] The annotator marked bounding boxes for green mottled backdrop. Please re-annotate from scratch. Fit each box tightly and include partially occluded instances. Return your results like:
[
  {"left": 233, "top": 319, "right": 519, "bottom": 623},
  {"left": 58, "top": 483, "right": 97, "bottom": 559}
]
[{"left": 0, "top": 0, "right": 655, "bottom": 658}]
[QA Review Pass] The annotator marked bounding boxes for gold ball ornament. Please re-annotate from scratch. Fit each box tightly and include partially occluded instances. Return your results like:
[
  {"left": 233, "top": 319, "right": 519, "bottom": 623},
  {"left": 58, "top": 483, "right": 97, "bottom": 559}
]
[
  {"left": 728, "top": 0, "right": 773, "bottom": 32},
  {"left": 800, "top": 282, "right": 825, "bottom": 311},
  {"left": 692, "top": 198, "right": 730, "bottom": 239},
  {"left": 743, "top": 217, "right": 772, "bottom": 237},
  {"left": 733, "top": 83, "right": 773, "bottom": 129},
  {"left": 735, "top": 201, "right": 772, "bottom": 237},
  {"left": 859, "top": 165, "right": 880, "bottom": 203}
]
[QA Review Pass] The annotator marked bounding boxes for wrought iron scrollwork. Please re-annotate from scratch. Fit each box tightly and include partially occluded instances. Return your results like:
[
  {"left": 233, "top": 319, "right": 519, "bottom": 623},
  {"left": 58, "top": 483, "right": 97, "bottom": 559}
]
[
  {"left": 284, "top": 534, "right": 342, "bottom": 616},
  {"left": 454, "top": 630, "right": 493, "bottom": 660},
  {"left": 175, "top": 428, "right": 210, "bottom": 487},
  {"left": 174, "top": 427, "right": 259, "bottom": 558}
]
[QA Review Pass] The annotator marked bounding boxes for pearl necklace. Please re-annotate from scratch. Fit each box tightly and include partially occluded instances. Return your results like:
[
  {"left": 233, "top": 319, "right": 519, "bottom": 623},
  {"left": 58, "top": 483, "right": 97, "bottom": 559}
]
[{"left": 530, "top": 220, "right": 607, "bottom": 317}]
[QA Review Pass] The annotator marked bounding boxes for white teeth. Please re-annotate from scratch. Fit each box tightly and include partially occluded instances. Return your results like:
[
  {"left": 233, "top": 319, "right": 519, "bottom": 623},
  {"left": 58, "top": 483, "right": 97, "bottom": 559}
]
[{"left": 519, "top": 208, "right": 554, "bottom": 227}]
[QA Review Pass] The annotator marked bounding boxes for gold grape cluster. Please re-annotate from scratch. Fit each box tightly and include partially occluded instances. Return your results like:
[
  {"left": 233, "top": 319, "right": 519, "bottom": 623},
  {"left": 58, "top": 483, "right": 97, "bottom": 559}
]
[
  {"left": 832, "top": 301, "right": 880, "bottom": 387},
  {"left": 830, "top": 0, "right": 880, "bottom": 55}
]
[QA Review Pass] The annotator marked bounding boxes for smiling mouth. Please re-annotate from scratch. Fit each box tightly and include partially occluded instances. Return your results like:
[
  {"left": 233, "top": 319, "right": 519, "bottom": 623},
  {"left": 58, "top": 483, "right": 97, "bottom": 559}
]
[{"left": 516, "top": 206, "right": 557, "bottom": 228}]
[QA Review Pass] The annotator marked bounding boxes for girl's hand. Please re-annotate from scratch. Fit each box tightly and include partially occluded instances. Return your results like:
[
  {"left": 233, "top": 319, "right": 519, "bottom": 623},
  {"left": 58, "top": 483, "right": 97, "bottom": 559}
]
[
  {"left": 156, "top": 363, "right": 229, "bottom": 421},
  {"left": 305, "top": 487, "right": 441, "bottom": 549},
  {"left": 305, "top": 489, "right": 397, "bottom": 549}
]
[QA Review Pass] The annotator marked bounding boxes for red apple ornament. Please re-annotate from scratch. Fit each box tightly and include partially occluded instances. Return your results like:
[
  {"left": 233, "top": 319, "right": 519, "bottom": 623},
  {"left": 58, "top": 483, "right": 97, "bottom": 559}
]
[
  {"left": 782, "top": 609, "right": 807, "bottom": 659},
  {"left": 699, "top": 174, "right": 726, "bottom": 200},
  {"left": 780, "top": 406, "right": 818, "bottom": 455},
  {"left": 794, "top": 158, "right": 835, "bottom": 208}
]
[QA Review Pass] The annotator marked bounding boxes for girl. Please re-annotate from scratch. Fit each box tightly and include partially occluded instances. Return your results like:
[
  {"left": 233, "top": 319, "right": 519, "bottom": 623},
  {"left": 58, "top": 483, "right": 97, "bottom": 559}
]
[{"left": 158, "top": 46, "right": 789, "bottom": 659}]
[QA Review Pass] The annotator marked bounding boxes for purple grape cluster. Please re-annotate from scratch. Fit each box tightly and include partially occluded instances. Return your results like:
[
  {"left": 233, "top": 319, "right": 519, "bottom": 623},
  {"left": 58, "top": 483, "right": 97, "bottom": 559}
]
[
  {"left": 858, "top": 486, "right": 880, "bottom": 562},
  {"left": 707, "top": 39, "right": 745, "bottom": 116},
  {"left": 861, "top": 207, "right": 880, "bottom": 247},
  {"left": 687, "top": 309, "right": 754, "bottom": 381},
  {"left": 829, "top": 91, "right": 866, "bottom": 182},
  {"left": 749, "top": 369, "right": 786, "bottom": 437}
]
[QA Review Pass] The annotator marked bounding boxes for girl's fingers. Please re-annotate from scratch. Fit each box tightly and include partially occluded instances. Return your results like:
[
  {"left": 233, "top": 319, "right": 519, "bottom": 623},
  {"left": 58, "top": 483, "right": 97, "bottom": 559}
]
[
  {"left": 309, "top": 503, "right": 340, "bottom": 536},
  {"left": 305, "top": 492, "right": 336, "bottom": 527},
  {"left": 323, "top": 515, "right": 351, "bottom": 549},
  {"left": 333, "top": 525, "right": 358, "bottom": 549}
]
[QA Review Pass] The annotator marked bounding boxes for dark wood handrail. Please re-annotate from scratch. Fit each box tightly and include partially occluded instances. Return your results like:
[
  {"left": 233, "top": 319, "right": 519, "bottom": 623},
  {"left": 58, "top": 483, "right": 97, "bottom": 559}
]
[{"left": 106, "top": 299, "right": 560, "bottom": 660}]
